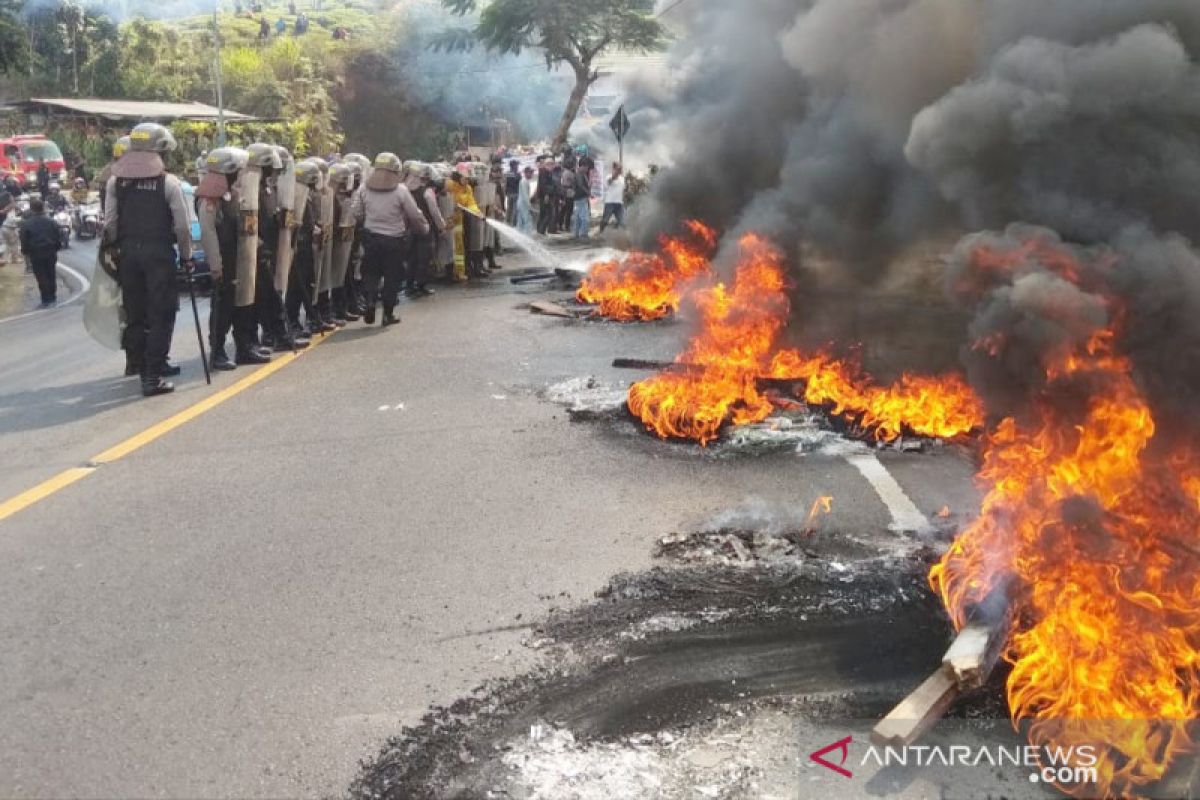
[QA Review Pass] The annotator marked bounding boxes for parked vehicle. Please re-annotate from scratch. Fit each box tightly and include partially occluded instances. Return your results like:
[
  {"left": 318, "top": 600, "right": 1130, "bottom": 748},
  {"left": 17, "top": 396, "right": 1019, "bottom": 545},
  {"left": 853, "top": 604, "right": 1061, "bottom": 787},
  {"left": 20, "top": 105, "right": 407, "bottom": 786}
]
[{"left": 0, "top": 136, "right": 67, "bottom": 188}]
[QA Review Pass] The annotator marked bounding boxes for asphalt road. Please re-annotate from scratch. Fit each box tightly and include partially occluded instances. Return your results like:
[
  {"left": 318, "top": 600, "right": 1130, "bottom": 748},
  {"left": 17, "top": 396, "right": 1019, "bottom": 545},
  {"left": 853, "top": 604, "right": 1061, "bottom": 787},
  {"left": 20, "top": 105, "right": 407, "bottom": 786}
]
[{"left": 0, "top": 242, "right": 980, "bottom": 797}]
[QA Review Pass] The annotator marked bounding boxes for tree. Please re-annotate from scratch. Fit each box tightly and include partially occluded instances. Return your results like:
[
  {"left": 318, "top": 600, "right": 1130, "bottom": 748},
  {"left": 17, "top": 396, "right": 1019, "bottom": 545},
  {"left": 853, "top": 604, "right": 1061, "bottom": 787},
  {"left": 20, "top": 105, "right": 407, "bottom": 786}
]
[
  {"left": 439, "top": 0, "right": 664, "bottom": 149},
  {"left": 0, "top": 0, "right": 26, "bottom": 76}
]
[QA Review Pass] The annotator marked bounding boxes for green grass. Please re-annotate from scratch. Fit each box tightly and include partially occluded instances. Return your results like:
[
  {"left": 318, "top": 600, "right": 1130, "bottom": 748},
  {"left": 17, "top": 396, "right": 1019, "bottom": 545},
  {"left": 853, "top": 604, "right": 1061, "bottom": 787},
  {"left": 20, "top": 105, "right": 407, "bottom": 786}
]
[{"left": 174, "top": 0, "right": 382, "bottom": 46}]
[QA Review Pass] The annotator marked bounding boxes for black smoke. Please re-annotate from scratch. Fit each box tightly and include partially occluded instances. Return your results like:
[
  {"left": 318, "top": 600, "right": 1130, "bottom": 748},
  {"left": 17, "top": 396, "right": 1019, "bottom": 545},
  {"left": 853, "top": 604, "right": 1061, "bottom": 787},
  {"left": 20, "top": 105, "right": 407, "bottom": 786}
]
[{"left": 620, "top": 0, "right": 1200, "bottom": 427}]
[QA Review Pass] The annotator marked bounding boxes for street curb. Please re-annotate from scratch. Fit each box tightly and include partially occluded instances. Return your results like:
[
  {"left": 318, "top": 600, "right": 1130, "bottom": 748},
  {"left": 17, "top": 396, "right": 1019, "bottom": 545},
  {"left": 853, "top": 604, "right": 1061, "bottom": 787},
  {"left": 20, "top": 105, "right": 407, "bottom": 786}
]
[
  {"left": 0, "top": 261, "right": 90, "bottom": 324},
  {"left": 55, "top": 261, "right": 89, "bottom": 303}
]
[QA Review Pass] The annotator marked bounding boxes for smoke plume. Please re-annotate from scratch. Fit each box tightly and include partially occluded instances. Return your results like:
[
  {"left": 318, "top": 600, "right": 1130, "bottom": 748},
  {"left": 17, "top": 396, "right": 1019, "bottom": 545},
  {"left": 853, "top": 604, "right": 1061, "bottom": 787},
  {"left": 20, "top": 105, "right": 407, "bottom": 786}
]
[{"left": 620, "top": 0, "right": 1200, "bottom": 425}]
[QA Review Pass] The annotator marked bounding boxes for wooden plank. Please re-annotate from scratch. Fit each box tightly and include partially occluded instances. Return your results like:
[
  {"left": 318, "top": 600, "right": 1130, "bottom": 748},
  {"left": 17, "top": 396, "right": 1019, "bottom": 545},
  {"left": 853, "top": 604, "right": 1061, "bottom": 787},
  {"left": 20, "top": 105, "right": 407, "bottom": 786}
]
[
  {"left": 529, "top": 300, "right": 578, "bottom": 319},
  {"left": 943, "top": 620, "right": 1006, "bottom": 690},
  {"left": 871, "top": 666, "right": 960, "bottom": 748}
]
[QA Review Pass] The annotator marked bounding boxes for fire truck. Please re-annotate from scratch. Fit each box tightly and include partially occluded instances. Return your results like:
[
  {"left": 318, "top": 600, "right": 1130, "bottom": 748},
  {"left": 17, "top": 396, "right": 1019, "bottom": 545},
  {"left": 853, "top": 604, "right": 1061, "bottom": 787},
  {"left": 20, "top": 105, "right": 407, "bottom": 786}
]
[{"left": 0, "top": 135, "right": 68, "bottom": 188}]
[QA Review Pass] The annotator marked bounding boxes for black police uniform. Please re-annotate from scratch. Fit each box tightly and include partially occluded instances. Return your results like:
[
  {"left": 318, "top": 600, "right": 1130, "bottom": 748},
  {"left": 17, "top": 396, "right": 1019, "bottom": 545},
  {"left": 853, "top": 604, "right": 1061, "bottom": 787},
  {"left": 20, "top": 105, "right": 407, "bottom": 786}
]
[{"left": 114, "top": 175, "right": 179, "bottom": 386}]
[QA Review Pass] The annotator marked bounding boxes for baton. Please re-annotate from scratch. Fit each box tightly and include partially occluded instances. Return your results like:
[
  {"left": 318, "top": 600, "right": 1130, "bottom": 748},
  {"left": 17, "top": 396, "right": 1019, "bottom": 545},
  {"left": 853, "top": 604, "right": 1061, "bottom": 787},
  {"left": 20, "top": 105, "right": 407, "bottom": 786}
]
[{"left": 185, "top": 265, "right": 211, "bottom": 385}]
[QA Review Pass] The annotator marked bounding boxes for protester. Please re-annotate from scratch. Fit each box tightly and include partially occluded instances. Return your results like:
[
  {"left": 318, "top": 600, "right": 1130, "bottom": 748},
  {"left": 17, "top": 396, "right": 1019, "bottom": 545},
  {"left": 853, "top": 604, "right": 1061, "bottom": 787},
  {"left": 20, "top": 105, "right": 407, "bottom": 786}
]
[
  {"left": 556, "top": 159, "right": 574, "bottom": 232},
  {"left": 19, "top": 198, "right": 59, "bottom": 308},
  {"left": 599, "top": 162, "right": 625, "bottom": 233},
  {"left": 504, "top": 159, "right": 520, "bottom": 226},
  {"left": 515, "top": 166, "right": 534, "bottom": 234},
  {"left": 535, "top": 158, "right": 556, "bottom": 236},
  {"left": 572, "top": 157, "right": 594, "bottom": 240}
]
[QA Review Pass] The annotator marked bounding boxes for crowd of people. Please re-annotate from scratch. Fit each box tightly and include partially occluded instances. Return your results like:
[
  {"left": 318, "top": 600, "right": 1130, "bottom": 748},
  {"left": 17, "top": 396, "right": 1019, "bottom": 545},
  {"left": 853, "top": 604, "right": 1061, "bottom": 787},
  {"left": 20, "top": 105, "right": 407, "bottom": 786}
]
[
  {"left": 96, "top": 124, "right": 588, "bottom": 398},
  {"left": 8, "top": 120, "right": 633, "bottom": 398},
  {"left": 524, "top": 151, "right": 626, "bottom": 241}
]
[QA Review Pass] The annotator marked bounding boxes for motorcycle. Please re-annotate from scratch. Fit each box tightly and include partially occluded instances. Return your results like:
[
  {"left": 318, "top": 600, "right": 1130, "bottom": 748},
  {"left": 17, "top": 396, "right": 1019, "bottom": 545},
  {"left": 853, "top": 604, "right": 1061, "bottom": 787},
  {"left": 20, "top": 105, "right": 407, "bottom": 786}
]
[
  {"left": 53, "top": 208, "right": 71, "bottom": 249},
  {"left": 72, "top": 202, "right": 100, "bottom": 240}
]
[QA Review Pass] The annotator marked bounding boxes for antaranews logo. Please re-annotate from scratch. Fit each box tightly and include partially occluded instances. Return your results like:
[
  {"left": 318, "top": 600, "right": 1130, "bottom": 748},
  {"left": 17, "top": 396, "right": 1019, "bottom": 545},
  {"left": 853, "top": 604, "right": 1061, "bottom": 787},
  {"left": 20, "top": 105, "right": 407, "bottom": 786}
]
[
  {"left": 808, "top": 735, "right": 1100, "bottom": 788},
  {"left": 810, "top": 736, "right": 854, "bottom": 778}
]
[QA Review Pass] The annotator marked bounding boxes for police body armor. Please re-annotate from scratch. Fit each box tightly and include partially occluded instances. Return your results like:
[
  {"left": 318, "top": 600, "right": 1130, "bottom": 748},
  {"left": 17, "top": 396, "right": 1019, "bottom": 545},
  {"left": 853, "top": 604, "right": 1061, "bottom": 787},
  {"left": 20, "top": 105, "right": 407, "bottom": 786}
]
[
  {"left": 116, "top": 175, "right": 175, "bottom": 248},
  {"left": 233, "top": 166, "right": 262, "bottom": 307},
  {"left": 274, "top": 152, "right": 297, "bottom": 294}
]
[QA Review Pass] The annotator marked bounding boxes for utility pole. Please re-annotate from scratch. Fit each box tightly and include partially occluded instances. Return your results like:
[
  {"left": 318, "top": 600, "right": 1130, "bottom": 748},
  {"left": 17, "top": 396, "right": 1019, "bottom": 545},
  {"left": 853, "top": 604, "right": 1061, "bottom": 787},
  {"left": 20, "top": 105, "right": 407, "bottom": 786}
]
[{"left": 213, "top": 0, "right": 226, "bottom": 146}]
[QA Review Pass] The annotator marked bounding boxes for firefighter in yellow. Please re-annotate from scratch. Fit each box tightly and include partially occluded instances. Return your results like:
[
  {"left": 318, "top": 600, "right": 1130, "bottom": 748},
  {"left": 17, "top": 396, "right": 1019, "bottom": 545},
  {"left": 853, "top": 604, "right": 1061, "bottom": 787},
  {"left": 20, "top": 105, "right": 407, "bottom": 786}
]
[{"left": 445, "top": 168, "right": 478, "bottom": 283}]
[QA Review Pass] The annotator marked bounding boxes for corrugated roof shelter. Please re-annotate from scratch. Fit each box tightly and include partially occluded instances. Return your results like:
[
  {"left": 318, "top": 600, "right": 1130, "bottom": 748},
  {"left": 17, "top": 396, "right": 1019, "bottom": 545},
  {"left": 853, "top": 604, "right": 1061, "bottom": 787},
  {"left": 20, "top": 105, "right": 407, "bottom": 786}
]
[{"left": 13, "top": 98, "right": 255, "bottom": 122}]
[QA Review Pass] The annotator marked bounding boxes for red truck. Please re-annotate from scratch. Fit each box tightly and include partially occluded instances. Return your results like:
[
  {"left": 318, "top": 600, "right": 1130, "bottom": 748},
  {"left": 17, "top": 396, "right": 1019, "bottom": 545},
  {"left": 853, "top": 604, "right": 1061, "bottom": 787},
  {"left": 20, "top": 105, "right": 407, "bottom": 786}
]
[{"left": 0, "top": 135, "right": 67, "bottom": 188}]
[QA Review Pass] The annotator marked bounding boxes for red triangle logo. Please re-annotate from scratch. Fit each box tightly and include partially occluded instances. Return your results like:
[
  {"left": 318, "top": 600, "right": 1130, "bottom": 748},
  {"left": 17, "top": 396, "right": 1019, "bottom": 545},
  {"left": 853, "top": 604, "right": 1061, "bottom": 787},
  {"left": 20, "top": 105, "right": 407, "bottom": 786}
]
[{"left": 810, "top": 735, "right": 854, "bottom": 778}]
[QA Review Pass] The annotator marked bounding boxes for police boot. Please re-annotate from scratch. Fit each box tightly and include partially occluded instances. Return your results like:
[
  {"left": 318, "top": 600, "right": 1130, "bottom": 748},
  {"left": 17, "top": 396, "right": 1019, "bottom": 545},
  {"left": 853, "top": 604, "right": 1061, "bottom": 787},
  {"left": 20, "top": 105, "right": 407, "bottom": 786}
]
[
  {"left": 362, "top": 291, "right": 377, "bottom": 325},
  {"left": 331, "top": 287, "right": 352, "bottom": 324},
  {"left": 233, "top": 307, "right": 271, "bottom": 364},
  {"left": 141, "top": 376, "right": 175, "bottom": 397},
  {"left": 340, "top": 286, "right": 361, "bottom": 321},
  {"left": 271, "top": 319, "right": 310, "bottom": 352},
  {"left": 381, "top": 305, "right": 400, "bottom": 326},
  {"left": 287, "top": 319, "right": 312, "bottom": 346},
  {"left": 210, "top": 344, "right": 237, "bottom": 371}
]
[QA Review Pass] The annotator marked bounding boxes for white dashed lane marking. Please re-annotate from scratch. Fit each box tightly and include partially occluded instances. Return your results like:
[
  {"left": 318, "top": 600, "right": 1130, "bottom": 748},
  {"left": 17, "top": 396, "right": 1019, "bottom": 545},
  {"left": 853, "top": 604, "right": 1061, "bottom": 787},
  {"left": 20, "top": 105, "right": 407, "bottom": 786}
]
[{"left": 845, "top": 452, "right": 932, "bottom": 534}]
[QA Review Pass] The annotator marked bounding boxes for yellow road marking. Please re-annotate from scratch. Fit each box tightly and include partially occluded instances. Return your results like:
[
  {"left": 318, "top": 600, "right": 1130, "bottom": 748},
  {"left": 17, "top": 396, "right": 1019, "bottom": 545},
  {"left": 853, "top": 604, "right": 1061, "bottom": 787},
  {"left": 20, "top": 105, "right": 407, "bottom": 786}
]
[
  {"left": 0, "top": 467, "right": 97, "bottom": 523},
  {"left": 0, "top": 331, "right": 333, "bottom": 523}
]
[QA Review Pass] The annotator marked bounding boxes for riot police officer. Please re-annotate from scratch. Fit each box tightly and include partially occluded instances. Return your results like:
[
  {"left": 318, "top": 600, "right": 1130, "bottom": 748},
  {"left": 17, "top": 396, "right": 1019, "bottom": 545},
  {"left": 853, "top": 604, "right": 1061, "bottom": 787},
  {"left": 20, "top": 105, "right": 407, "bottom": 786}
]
[
  {"left": 102, "top": 123, "right": 193, "bottom": 397},
  {"left": 327, "top": 162, "right": 361, "bottom": 324},
  {"left": 98, "top": 135, "right": 131, "bottom": 216},
  {"left": 285, "top": 159, "right": 326, "bottom": 335},
  {"left": 245, "top": 143, "right": 307, "bottom": 352},
  {"left": 196, "top": 146, "right": 272, "bottom": 370}
]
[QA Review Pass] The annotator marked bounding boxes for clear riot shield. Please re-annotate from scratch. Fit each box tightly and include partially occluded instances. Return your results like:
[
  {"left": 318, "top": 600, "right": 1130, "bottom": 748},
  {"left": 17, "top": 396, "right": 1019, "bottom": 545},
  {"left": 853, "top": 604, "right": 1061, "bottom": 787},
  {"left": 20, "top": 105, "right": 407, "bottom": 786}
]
[
  {"left": 331, "top": 192, "right": 355, "bottom": 287},
  {"left": 233, "top": 166, "right": 262, "bottom": 307},
  {"left": 276, "top": 180, "right": 308, "bottom": 294},
  {"left": 316, "top": 182, "right": 336, "bottom": 293}
]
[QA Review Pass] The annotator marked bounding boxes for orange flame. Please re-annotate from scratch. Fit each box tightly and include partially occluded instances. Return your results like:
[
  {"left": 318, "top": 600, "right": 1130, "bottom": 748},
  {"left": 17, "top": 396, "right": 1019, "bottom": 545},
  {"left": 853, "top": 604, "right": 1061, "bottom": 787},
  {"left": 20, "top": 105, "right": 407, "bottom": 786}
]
[
  {"left": 576, "top": 220, "right": 717, "bottom": 321},
  {"left": 626, "top": 233, "right": 984, "bottom": 445},
  {"left": 804, "top": 496, "right": 834, "bottom": 534},
  {"left": 929, "top": 330, "right": 1200, "bottom": 797}
]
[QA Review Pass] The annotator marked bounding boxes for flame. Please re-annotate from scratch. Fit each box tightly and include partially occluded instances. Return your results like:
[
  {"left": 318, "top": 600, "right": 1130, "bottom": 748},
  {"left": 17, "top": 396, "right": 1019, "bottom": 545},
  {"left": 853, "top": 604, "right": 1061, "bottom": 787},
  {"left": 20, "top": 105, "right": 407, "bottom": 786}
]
[
  {"left": 626, "top": 233, "right": 984, "bottom": 445},
  {"left": 767, "top": 351, "right": 982, "bottom": 442},
  {"left": 576, "top": 220, "right": 717, "bottom": 320},
  {"left": 627, "top": 233, "right": 786, "bottom": 444},
  {"left": 930, "top": 330, "right": 1200, "bottom": 797},
  {"left": 804, "top": 496, "right": 834, "bottom": 534}
]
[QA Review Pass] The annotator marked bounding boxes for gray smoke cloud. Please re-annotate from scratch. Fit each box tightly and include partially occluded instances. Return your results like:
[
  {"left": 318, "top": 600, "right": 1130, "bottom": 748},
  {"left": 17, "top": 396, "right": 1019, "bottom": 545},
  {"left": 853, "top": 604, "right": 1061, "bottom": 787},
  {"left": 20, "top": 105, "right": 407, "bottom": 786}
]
[
  {"left": 907, "top": 22, "right": 1200, "bottom": 245},
  {"left": 620, "top": 0, "right": 1200, "bottom": 426},
  {"left": 947, "top": 223, "right": 1200, "bottom": 441}
]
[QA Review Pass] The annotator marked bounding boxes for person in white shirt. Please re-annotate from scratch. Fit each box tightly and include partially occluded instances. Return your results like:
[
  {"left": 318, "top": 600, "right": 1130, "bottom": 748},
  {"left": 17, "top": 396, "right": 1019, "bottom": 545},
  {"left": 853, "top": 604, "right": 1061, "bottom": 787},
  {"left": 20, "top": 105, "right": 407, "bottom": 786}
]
[{"left": 599, "top": 162, "right": 626, "bottom": 233}]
